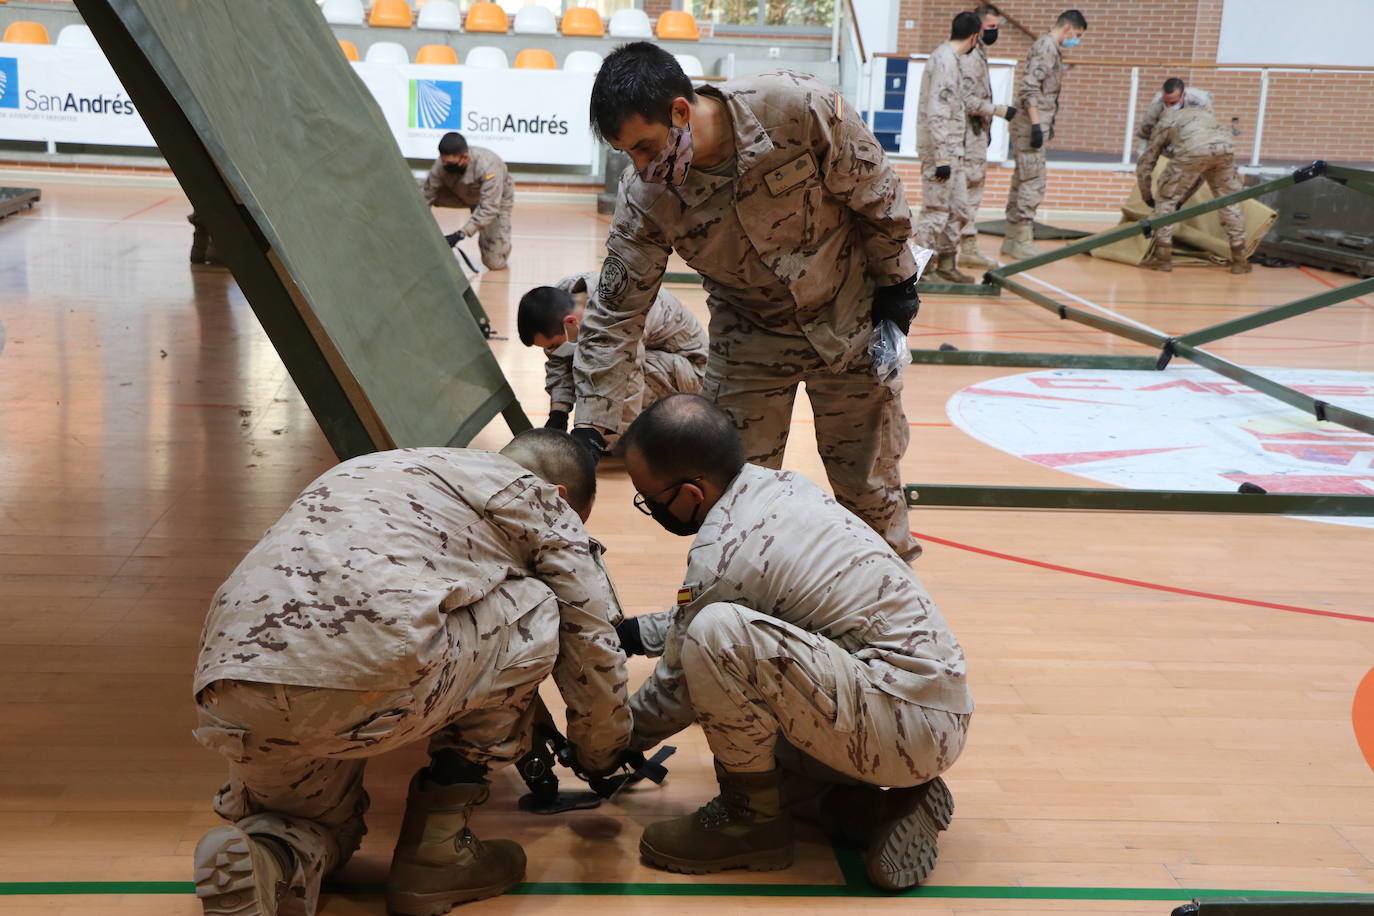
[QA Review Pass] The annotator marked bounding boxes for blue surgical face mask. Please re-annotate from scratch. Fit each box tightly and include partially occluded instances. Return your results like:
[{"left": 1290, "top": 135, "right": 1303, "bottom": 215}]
[{"left": 1063, "top": 35, "right": 1081, "bottom": 48}]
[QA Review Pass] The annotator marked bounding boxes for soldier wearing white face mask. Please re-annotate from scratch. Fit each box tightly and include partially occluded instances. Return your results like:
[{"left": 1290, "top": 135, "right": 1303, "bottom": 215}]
[
  {"left": 518, "top": 272, "right": 707, "bottom": 434},
  {"left": 1136, "top": 77, "right": 1213, "bottom": 147}
]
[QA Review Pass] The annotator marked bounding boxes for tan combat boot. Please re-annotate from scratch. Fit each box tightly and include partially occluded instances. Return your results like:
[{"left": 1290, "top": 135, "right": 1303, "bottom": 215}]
[
  {"left": 193, "top": 825, "right": 290, "bottom": 916},
  {"left": 959, "top": 237, "right": 996, "bottom": 269},
  {"left": 1141, "top": 243, "right": 1173, "bottom": 272},
  {"left": 386, "top": 773, "right": 526, "bottom": 916},
  {"left": 932, "top": 251, "right": 976, "bottom": 284},
  {"left": 818, "top": 775, "right": 955, "bottom": 891},
  {"left": 1230, "top": 244, "right": 1252, "bottom": 274},
  {"left": 999, "top": 221, "right": 1042, "bottom": 260},
  {"left": 639, "top": 762, "right": 793, "bottom": 874}
]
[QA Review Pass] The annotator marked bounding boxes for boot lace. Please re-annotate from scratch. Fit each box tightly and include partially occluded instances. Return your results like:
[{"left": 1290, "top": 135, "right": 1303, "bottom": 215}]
[{"left": 694, "top": 797, "right": 734, "bottom": 829}]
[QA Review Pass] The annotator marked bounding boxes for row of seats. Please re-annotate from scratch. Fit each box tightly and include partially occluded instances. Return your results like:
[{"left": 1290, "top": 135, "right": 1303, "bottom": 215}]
[
  {"left": 323, "top": 0, "right": 699, "bottom": 39},
  {"left": 339, "top": 38, "right": 704, "bottom": 74},
  {"left": 2, "top": 21, "right": 99, "bottom": 45}
]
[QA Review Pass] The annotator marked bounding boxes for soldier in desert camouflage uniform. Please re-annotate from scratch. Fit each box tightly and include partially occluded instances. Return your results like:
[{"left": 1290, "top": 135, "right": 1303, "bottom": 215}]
[
  {"left": 957, "top": 4, "right": 1014, "bottom": 270},
  {"left": 1137, "top": 106, "right": 1250, "bottom": 274},
  {"left": 614, "top": 395, "right": 973, "bottom": 891},
  {"left": 1001, "top": 9, "right": 1088, "bottom": 260},
  {"left": 574, "top": 42, "right": 926, "bottom": 562},
  {"left": 422, "top": 131, "right": 515, "bottom": 270},
  {"left": 190, "top": 431, "right": 630, "bottom": 916},
  {"left": 915, "top": 11, "right": 1005, "bottom": 283},
  {"left": 1136, "top": 77, "right": 1213, "bottom": 146},
  {"left": 518, "top": 271, "right": 707, "bottom": 433}
]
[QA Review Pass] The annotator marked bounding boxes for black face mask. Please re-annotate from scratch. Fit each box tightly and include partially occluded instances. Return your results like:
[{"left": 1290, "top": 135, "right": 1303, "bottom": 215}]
[
  {"left": 443, "top": 163, "right": 466, "bottom": 175},
  {"left": 981, "top": 27, "right": 998, "bottom": 45},
  {"left": 643, "top": 495, "right": 702, "bottom": 537}
]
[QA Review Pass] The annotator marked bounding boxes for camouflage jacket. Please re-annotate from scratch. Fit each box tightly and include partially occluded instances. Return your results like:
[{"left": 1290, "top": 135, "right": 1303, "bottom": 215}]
[
  {"left": 960, "top": 42, "right": 996, "bottom": 145},
  {"left": 916, "top": 42, "right": 967, "bottom": 165},
  {"left": 195, "top": 448, "right": 631, "bottom": 768},
  {"left": 1136, "top": 87, "right": 1213, "bottom": 143},
  {"left": 1137, "top": 107, "right": 1235, "bottom": 195},
  {"left": 574, "top": 70, "right": 918, "bottom": 432},
  {"left": 1016, "top": 34, "right": 1064, "bottom": 131},
  {"left": 545, "top": 271, "right": 707, "bottom": 413},
  {"left": 422, "top": 146, "right": 513, "bottom": 236},
  {"left": 629, "top": 464, "right": 974, "bottom": 749}
]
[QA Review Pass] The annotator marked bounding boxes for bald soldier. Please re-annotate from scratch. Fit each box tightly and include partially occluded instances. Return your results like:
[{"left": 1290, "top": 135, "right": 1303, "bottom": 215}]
[
  {"left": 518, "top": 271, "right": 707, "bottom": 433},
  {"left": 1001, "top": 9, "right": 1088, "bottom": 260},
  {"left": 1136, "top": 77, "right": 1213, "bottom": 146},
  {"left": 423, "top": 131, "right": 515, "bottom": 270},
  {"left": 1137, "top": 107, "right": 1250, "bottom": 274},
  {"left": 957, "top": 4, "right": 1013, "bottom": 270},
  {"left": 576, "top": 42, "right": 925, "bottom": 562},
  {"left": 190, "top": 432, "right": 631, "bottom": 916},
  {"left": 913, "top": 11, "right": 989, "bottom": 284},
  {"left": 614, "top": 395, "right": 972, "bottom": 889}
]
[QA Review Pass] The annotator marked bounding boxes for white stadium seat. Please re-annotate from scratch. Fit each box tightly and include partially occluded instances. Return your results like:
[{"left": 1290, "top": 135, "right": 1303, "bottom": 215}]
[
  {"left": 56, "top": 24, "right": 100, "bottom": 49},
  {"left": 321, "top": 0, "right": 365, "bottom": 25},
  {"left": 364, "top": 41, "right": 411, "bottom": 64},
  {"left": 416, "top": 0, "right": 464, "bottom": 29},
  {"left": 608, "top": 8, "right": 652, "bottom": 38},
  {"left": 464, "top": 45, "right": 510, "bottom": 69},
  {"left": 563, "top": 49, "right": 603, "bottom": 72},
  {"left": 513, "top": 5, "right": 557, "bottom": 35},
  {"left": 673, "top": 53, "right": 704, "bottom": 77}
]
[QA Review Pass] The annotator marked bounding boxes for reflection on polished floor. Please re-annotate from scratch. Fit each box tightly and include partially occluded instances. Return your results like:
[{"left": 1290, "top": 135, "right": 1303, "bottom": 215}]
[{"left": 1, "top": 181, "right": 1372, "bottom": 915}]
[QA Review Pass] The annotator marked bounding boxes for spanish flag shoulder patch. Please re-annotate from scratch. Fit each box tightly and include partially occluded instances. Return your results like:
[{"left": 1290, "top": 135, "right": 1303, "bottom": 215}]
[{"left": 676, "top": 587, "right": 694, "bottom": 606}]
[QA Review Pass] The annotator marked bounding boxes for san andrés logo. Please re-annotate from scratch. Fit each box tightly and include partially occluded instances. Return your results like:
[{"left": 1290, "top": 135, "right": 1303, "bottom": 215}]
[
  {"left": 465, "top": 111, "right": 568, "bottom": 135},
  {"left": 25, "top": 89, "right": 137, "bottom": 115}
]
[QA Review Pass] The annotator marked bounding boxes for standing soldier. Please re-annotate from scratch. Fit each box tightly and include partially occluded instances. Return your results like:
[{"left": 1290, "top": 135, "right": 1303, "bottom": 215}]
[
  {"left": 1136, "top": 77, "right": 1213, "bottom": 147},
  {"left": 422, "top": 131, "right": 515, "bottom": 270},
  {"left": 517, "top": 271, "right": 708, "bottom": 433},
  {"left": 1137, "top": 107, "right": 1251, "bottom": 274},
  {"left": 190, "top": 432, "right": 631, "bottom": 916},
  {"left": 913, "top": 11, "right": 986, "bottom": 283},
  {"left": 1001, "top": 9, "right": 1088, "bottom": 260},
  {"left": 576, "top": 42, "right": 926, "bottom": 562},
  {"left": 615, "top": 395, "right": 973, "bottom": 890},
  {"left": 957, "top": 4, "right": 1015, "bottom": 270}
]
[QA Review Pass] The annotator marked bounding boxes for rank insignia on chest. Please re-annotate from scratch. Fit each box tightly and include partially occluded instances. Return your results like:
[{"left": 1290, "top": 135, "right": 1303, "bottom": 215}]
[
  {"left": 763, "top": 152, "right": 817, "bottom": 196},
  {"left": 676, "top": 587, "right": 695, "bottom": 606}
]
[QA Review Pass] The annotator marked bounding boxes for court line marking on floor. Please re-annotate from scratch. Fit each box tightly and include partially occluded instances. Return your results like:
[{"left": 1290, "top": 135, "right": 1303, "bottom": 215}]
[
  {"left": 913, "top": 530, "right": 1374, "bottom": 623},
  {"left": 1016, "top": 270, "right": 1171, "bottom": 337},
  {"left": 1299, "top": 265, "right": 1373, "bottom": 309}
]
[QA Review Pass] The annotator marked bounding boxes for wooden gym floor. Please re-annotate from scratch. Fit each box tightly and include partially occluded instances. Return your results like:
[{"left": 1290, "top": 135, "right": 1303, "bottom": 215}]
[{"left": 0, "top": 179, "right": 1371, "bottom": 915}]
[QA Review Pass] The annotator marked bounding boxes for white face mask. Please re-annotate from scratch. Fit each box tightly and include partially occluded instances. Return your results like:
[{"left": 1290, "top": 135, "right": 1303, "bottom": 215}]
[{"left": 549, "top": 340, "right": 576, "bottom": 359}]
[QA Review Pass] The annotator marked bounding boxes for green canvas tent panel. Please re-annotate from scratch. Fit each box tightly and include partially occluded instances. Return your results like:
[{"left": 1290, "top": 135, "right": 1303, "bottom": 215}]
[{"left": 73, "top": 0, "right": 529, "bottom": 458}]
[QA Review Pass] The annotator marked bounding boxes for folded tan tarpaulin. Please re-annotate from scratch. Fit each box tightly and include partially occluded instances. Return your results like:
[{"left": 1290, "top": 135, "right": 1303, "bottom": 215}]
[{"left": 1090, "top": 157, "right": 1278, "bottom": 267}]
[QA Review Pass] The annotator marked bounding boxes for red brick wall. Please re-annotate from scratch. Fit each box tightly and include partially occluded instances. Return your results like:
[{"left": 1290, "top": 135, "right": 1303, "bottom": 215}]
[
  {"left": 890, "top": 0, "right": 1374, "bottom": 162},
  {"left": 893, "top": 160, "right": 1135, "bottom": 213}
]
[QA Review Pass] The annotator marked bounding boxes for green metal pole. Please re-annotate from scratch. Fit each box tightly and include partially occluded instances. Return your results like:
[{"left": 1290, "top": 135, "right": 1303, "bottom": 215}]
[
  {"left": 997, "top": 276, "right": 1169, "bottom": 348},
  {"left": 1178, "top": 276, "right": 1374, "bottom": 347},
  {"left": 903, "top": 484, "right": 1374, "bottom": 515},
  {"left": 908, "top": 350, "right": 1157, "bottom": 369}
]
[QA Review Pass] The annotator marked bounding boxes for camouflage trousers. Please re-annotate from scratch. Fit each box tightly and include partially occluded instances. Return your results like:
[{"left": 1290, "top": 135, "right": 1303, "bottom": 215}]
[
  {"left": 962, "top": 129, "right": 989, "bottom": 240},
  {"left": 474, "top": 205, "right": 512, "bottom": 270},
  {"left": 701, "top": 316, "right": 919, "bottom": 561},
  {"left": 1152, "top": 153, "right": 1245, "bottom": 247},
  {"left": 680, "top": 603, "right": 969, "bottom": 786},
  {"left": 1004, "top": 118, "right": 1052, "bottom": 224},
  {"left": 912, "top": 157, "right": 974, "bottom": 255},
  {"left": 613, "top": 349, "right": 705, "bottom": 433},
  {"left": 191, "top": 578, "right": 558, "bottom": 916}
]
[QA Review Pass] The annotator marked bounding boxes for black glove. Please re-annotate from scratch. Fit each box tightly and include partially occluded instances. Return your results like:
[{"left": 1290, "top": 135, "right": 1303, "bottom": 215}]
[
  {"left": 1030, "top": 124, "right": 1044, "bottom": 149},
  {"left": 1003, "top": 104, "right": 1017, "bottom": 121},
  {"left": 616, "top": 617, "right": 645, "bottom": 656},
  {"left": 1142, "top": 191, "right": 1156, "bottom": 209},
  {"left": 933, "top": 164, "right": 951, "bottom": 182},
  {"left": 569, "top": 426, "right": 608, "bottom": 465},
  {"left": 871, "top": 273, "right": 921, "bottom": 336},
  {"left": 545, "top": 409, "right": 569, "bottom": 431},
  {"left": 444, "top": 230, "right": 466, "bottom": 247}
]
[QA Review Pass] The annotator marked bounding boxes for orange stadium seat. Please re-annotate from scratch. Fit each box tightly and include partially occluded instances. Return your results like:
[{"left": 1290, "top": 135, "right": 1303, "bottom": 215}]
[
  {"left": 559, "top": 6, "right": 604, "bottom": 37},
  {"left": 656, "top": 10, "right": 699, "bottom": 40},
  {"left": 465, "top": 2, "right": 509, "bottom": 33},
  {"left": 2, "top": 21, "right": 50, "bottom": 44},
  {"left": 338, "top": 39, "right": 360, "bottom": 61},
  {"left": 514, "top": 48, "right": 556, "bottom": 69},
  {"left": 368, "top": 0, "right": 413, "bottom": 28},
  {"left": 415, "top": 43, "right": 458, "bottom": 64}
]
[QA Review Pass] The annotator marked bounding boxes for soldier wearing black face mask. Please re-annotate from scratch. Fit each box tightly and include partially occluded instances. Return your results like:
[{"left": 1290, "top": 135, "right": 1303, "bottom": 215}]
[
  {"left": 422, "top": 131, "right": 515, "bottom": 270},
  {"left": 956, "top": 3, "right": 1015, "bottom": 271}
]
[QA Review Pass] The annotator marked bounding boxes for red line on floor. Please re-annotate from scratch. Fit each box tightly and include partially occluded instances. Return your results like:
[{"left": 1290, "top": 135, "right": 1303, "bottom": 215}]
[
  {"left": 104, "top": 195, "right": 175, "bottom": 227},
  {"left": 913, "top": 529, "right": 1374, "bottom": 623},
  {"left": 1298, "top": 265, "right": 1373, "bottom": 308}
]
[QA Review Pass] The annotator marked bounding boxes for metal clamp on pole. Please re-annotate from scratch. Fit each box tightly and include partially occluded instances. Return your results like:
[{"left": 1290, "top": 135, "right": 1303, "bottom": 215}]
[
  {"left": 1156, "top": 337, "right": 1178, "bottom": 370},
  {"left": 1314, "top": 400, "right": 1329, "bottom": 422},
  {"left": 1140, "top": 219, "right": 1153, "bottom": 239},
  {"left": 1293, "top": 159, "right": 1327, "bottom": 183}
]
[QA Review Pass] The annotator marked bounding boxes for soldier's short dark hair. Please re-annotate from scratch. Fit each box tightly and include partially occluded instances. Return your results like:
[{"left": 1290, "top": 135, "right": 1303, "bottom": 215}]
[
  {"left": 437, "top": 131, "right": 467, "bottom": 156},
  {"left": 973, "top": 3, "right": 1001, "bottom": 17},
  {"left": 501, "top": 428, "right": 598, "bottom": 517},
  {"left": 517, "top": 286, "right": 576, "bottom": 346},
  {"left": 1162, "top": 77, "right": 1186, "bottom": 95},
  {"left": 621, "top": 394, "right": 745, "bottom": 491},
  {"left": 1056, "top": 9, "right": 1087, "bottom": 29},
  {"left": 590, "top": 42, "right": 697, "bottom": 142},
  {"left": 951, "top": 10, "right": 982, "bottom": 39}
]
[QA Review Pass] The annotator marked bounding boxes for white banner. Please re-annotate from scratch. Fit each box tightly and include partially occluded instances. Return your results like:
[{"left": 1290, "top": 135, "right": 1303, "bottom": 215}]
[
  {"left": 895, "top": 55, "right": 1015, "bottom": 162},
  {"left": 0, "top": 42, "right": 155, "bottom": 146}
]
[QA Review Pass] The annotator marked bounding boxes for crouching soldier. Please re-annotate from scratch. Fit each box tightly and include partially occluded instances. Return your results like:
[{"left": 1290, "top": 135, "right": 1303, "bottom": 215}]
[
  {"left": 191, "top": 430, "right": 631, "bottom": 916},
  {"left": 616, "top": 394, "right": 973, "bottom": 890}
]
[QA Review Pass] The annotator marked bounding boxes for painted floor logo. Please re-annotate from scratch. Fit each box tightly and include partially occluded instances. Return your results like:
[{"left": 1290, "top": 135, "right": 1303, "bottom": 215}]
[
  {"left": 409, "top": 79, "right": 462, "bottom": 130},
  {"left": 0, "top": 57, "right": 19, "bottom": 110},
  {"left": 947, "top": 366, "right": 1374, "bottom": 529}
]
